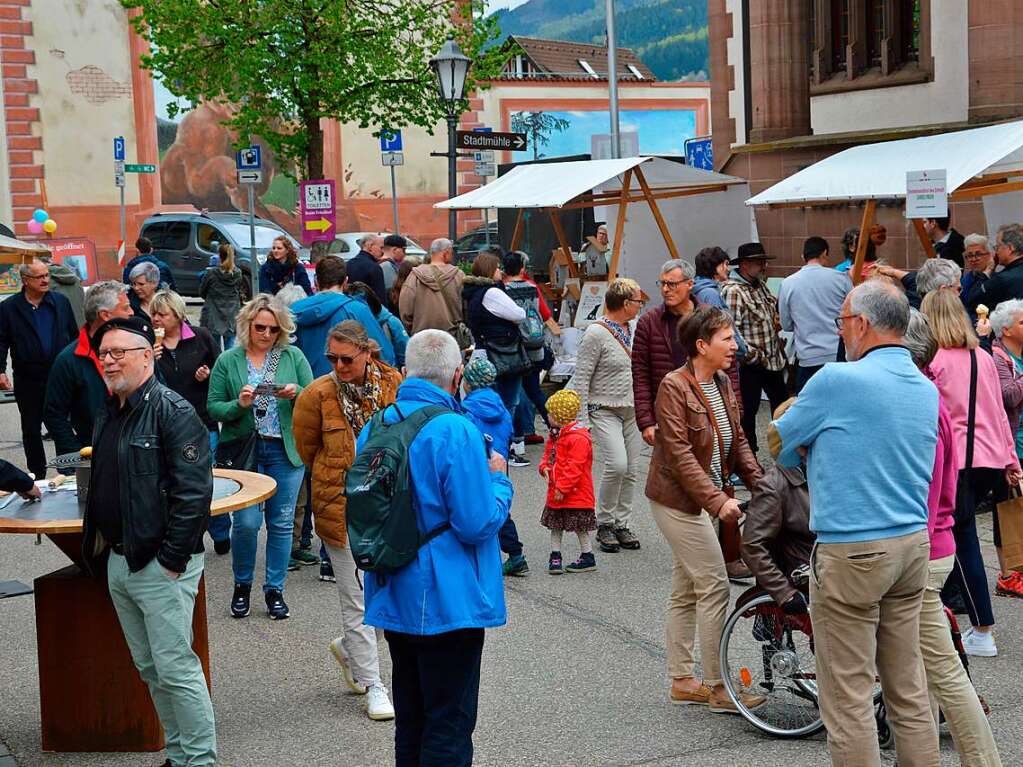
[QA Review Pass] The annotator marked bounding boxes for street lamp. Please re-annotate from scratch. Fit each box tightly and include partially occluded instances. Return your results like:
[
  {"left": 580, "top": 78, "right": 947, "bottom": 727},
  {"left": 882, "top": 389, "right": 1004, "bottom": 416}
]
[{"left": 430, "top": 38, "right": 471, "bottom": 241}]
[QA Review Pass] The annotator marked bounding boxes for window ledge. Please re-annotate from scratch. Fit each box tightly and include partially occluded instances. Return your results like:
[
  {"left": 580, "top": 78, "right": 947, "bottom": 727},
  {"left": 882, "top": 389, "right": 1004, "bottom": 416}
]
[{"left": 810, "top": 63, "right": 931, "bottom": 97}]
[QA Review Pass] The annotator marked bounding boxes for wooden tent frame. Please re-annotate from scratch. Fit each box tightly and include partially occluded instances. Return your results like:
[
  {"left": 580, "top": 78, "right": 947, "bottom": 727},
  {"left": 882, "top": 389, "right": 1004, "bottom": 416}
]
[
  {"left": 504, "top": 165, "right": 732, "bottom": 282},
  {"left": 757, "top": 171, "right": 1023, "bottom": 285}
]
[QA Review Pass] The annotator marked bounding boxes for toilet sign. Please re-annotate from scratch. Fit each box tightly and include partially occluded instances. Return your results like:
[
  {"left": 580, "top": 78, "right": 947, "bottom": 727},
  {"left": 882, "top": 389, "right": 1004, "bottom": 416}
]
[
  {"left": 906, "top": 169, "right": 948, "bottom": 219},
  {"left": 299, "top": 179, "right": 336, "bottom": 244}
]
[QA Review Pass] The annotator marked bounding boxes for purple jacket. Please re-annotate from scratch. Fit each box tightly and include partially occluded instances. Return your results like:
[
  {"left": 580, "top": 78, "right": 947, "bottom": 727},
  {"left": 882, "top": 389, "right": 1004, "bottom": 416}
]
[{"left": 992, "top": 338, "right": 1023, "bottom": 438}]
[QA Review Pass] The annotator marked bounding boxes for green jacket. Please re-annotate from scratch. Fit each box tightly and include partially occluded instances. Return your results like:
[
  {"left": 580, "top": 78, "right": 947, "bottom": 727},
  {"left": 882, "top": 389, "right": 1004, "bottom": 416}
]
[{"left": 207, "top": 344, "right": 313, "bottom": 467}]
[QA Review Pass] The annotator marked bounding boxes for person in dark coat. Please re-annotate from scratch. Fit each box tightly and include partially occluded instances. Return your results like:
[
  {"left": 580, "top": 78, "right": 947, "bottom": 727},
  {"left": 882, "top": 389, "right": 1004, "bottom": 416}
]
[
  {"left": 0, "top": 458, "right": 40, "bottom": 498},
  {"left": 925, "top": 215, "right": 965, "bottom": 268},
  {"left": 345, "top": 234, "right": 388, "bottom": 306},
  {"left": 43, "top": 281, "right": 134, "bottom": 459},
  {"left": 122, "top": 236, "right": 177, "bottom": 291},
  {"left": 0, "top": 259, "right": 78, "bottom": 478},
  {"left": 259, "top": 236, "right": 312, "bottom": 296},
  {"left": 200, "top": 243, "right": 245, "bottom": 350}
]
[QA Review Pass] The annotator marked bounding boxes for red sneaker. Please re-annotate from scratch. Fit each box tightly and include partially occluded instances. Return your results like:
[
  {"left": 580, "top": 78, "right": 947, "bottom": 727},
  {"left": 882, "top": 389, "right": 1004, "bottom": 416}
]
[{"left": 995, "top": 570, "right": 1023, "bottom": 599}]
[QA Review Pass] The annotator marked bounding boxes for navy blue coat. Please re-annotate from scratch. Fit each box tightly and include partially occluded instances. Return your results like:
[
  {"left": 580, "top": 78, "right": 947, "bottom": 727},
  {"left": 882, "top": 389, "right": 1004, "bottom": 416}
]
[{"left": 0, "top": 290, "right": 78, "bottom": 384}]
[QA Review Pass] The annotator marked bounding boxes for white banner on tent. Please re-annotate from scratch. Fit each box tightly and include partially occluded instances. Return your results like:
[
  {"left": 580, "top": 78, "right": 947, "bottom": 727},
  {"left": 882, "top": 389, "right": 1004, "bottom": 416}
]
[{"left": 906, "top": 169, "right": 948, "bottom": 218}]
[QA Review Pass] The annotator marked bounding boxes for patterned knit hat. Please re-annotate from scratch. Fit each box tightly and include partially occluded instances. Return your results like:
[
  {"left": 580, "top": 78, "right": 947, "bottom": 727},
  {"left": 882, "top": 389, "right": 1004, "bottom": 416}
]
[
  {"left": 546, "top": 389, "right": 581, "bottom": 424},
  {"left": 463, "top": 356, "right": 497, "bottom": 390}
]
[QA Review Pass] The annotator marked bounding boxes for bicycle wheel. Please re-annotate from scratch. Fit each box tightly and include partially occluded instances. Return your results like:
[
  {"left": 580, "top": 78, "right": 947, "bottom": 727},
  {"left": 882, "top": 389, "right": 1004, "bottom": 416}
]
[{"left": 720, "top": 593, "right": 825, "bottom": 739}]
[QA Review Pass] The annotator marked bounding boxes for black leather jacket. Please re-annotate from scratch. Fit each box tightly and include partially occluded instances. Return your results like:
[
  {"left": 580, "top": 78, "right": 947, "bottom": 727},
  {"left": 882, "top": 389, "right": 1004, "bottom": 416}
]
[{"left": 82, "top": 376, "right": 213, "bottom": 574}]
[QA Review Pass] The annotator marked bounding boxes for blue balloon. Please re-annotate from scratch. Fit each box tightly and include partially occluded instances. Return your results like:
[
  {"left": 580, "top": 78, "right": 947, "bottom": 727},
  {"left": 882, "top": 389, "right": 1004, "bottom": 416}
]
[{"left": 32, "top": 209, "right": 48, "bottom": 223}]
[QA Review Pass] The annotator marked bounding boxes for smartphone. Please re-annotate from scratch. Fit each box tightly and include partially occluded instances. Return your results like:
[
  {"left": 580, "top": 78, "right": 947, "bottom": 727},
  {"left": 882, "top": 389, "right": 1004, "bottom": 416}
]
[{"left": 253, "top": 382, "right": 285, "bottom": 396}]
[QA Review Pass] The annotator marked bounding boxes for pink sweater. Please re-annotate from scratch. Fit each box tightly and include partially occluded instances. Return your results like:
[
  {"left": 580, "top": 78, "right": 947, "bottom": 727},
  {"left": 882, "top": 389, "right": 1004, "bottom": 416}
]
[
  {"left": 929, "top": 348, "right": 1020, "bottom": 472},
  {"left": 927, "top": 399, "right": 957, "bottom": 561}
]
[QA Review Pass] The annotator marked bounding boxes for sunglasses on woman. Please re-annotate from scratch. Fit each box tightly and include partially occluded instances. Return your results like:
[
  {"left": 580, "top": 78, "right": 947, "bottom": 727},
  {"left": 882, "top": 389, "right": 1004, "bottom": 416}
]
[
  {"left": 252, "top": 323, "right": 281, "bottom": 335},
  {"left": 325, "top": 351, "right": 363, "bottom": 366}
]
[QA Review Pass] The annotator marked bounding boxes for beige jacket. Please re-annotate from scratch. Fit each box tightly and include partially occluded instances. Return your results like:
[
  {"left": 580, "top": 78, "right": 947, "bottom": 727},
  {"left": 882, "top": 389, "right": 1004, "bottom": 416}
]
[{"left": 398, "top": 262, "right": 465, "bottom": 334}]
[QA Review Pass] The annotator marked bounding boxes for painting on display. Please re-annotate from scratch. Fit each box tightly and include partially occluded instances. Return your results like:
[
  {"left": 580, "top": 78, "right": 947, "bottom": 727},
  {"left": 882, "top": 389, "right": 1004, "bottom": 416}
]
[{"left": 512, "top": 109, "right": 699, "bottom": 159}]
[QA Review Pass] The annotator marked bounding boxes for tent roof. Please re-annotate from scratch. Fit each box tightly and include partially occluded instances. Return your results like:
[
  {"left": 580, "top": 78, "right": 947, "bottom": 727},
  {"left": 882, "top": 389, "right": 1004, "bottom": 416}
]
[
  {"left": 0, "top": 234, "right": 50, "bottom": 263},
  {"left": 434, "top": 156, "right": 744, "bottom": 210},
  {"left": 746, "top": 119, "right": 1023, "bottom": 206}
]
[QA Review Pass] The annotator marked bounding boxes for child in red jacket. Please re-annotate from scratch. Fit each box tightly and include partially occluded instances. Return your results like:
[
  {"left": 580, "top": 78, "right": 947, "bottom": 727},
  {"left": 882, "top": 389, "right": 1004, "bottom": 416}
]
[{"left": 539, "top": 389, "right": 597, "bottom": 574}]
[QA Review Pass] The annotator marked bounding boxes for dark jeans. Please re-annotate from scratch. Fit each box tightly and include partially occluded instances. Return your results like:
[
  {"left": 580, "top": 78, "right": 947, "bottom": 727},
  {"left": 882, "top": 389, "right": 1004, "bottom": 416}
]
[
  {"left": 498, "top": 515, "right": 523, "bottom": 557},
  {"left": 942, "top": 467, "right": 1005, "bottom": 628},
  {"left": 15, "top": 380, "right": 46, "bottom": 479},
  {"left": 738, "top": 363, "right": 788, "bottom": 454},
  {"left": 794, "top": 364, "right": 825, "bottom": 394},
  {"left": 386, "top": 628, "right": 485, "bottom": 767}
]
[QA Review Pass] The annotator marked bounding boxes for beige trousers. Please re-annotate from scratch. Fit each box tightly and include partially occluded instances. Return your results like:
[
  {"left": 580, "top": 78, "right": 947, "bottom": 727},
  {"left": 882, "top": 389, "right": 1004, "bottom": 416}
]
[
  {"left": 810, "top": 530, "right": 938, "bottom": 767},
  {"left": 651, "top": 501, "right": 729, "bottom": 686},
  {"left": 922, "top": 555, "right": 1001, "bottom": 767},
  {"left": 588, "top": 405, "right": 642, "bottom": 529},
  {"left": 324, "top": 543, "right": 382, "bottom": 689}
]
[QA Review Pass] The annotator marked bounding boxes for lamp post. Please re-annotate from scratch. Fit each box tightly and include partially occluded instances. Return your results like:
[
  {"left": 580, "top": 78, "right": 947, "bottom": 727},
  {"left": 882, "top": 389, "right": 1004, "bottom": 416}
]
[{"left": 430, "top": 38, "right": 471, "bottom": 242}]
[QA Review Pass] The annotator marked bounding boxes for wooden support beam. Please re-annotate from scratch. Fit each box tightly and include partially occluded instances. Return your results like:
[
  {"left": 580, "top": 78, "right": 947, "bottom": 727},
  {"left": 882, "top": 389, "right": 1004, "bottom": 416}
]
[
  {"left": 851, "top": 200, "right": 876, "bottom": 285},
  {"left": 912, "top": 218, "right": 937, "bottom": 259},
  {"left": 950, "top": 179, "right": 1023, "bottom": 200},
  {"left": 633, "top": 165, "right": 680, "bottom": 260},
  {"left": 607, "top": 170, "right": 633, "bottom": 281},
  {"left": 560, "top": 185, "right": 730, "bottom": 211},
  {"left": 509, "top": 209, "right": 525, "bottom": 251},
  {"left": 549, "top": 211, "right": 577, "bottom": 278}
]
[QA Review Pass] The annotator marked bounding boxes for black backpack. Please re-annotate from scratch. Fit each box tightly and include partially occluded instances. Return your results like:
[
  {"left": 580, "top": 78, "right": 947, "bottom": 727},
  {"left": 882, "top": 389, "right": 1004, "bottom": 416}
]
[{"left": 345, "top": 403, "right": 451, "bottom": 574}]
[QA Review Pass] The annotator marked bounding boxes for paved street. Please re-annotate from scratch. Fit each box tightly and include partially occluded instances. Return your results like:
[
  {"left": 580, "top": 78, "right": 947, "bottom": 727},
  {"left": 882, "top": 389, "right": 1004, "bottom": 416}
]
[{"left": 1, "top": 397, "right": 1022, "bottom": 766}]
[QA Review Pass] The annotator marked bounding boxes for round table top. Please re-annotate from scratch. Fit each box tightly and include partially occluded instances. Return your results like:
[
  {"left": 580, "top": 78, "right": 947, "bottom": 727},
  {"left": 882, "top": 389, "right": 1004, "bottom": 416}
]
[{"left": 0, "top": 468, "right": 277, "bottom": 535}]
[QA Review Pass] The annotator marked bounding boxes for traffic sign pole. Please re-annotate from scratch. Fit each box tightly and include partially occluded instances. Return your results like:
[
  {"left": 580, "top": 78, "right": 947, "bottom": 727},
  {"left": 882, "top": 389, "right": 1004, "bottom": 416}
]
[
  {"left": 248, "top": 183, "right": 257, "bottom": 297},
  {"left": 114, "top": 138, "right": 126, "bottom": 260},
  {"left": 390, "top": 165, "right": 400, "bottom": 235},
  {"left": 236, "top": 143, "right": 263, "bottom": 296}
]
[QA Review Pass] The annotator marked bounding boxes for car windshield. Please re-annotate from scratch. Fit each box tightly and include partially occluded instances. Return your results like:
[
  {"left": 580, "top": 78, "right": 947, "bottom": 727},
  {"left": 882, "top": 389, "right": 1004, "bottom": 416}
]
[{"left": 221, "top": 223, "right": 299, "bottom": 253}]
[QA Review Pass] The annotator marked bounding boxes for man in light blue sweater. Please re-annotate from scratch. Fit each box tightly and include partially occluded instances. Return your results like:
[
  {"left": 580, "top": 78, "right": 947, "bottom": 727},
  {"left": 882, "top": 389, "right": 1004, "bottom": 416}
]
[
  {"left": 778, "top": 236, "right": 851, "bottom": 393},
  {"left": 770, "top": 280, "right": 939, "bottom": 767}
]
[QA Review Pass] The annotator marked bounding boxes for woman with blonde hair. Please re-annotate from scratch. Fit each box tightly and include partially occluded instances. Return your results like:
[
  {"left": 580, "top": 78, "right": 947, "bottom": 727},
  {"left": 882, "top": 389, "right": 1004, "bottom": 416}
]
[
  {"left": 569, "top": 277, "right": 646, "bottom": 552},
  {"left": 200, "top": 242, "right": 244, "bottom": 350},
  {"left": 922, "top": 288, "right": 1021, "bottom": 656},
  {"left": 293, "top": 319, "right": 402, "bottom": 720},
  {"left": 208, "top": 293, "right": 314, "bottom": 620},
  {"left": 259, "top": 235, "right": 312, "bottom": 296}
]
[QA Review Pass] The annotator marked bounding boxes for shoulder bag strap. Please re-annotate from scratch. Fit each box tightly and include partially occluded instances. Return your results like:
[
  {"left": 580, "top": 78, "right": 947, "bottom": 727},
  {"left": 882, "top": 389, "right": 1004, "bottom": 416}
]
[
  {"left": 595, "top": 319, "right": 632, "bottom": 357},
  {"left": 433, "top": 266, "right": 462, "bottom": 325},
  {"left": 966, "top": 348, "right": 978, "bottom": 470},
  {"left": 681, "top": 367, "right": 732, "bottom": 489}
]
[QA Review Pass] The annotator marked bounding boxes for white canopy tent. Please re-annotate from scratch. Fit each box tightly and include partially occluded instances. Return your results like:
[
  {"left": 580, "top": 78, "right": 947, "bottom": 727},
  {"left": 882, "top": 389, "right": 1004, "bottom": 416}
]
[
  {"left": 435, "top": 156, "right": 752, "bottom": 298},
  {"left": 746, "top": 119, "right": 1023, "bottom": 280}
]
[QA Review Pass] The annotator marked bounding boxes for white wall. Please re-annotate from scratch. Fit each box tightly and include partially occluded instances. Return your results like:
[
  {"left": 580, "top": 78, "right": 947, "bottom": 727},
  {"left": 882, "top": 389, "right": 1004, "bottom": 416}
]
[
  {"left": 725, "top": 0, "right": 747, "bottom": 147},
  {"left": 810, "top": 4, "right": 968, "bottom": 134}
]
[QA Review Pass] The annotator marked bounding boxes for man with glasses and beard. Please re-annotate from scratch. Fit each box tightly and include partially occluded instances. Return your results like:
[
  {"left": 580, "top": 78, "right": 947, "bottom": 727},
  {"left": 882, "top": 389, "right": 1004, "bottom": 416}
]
[{"left": 82, "top": 316, "right": 215, "bottom": 767}]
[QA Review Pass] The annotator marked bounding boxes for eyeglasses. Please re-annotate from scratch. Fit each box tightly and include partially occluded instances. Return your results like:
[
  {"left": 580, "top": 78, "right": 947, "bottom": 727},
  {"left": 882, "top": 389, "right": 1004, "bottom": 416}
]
[
  {"left": 656, "top": 279, "right": 692, "bottom": 290},
  {"left": 834, "top": 314, "right": 860, "bottom": 330},
  {"left": 252, "top": 323, "right": 281, "bottom": 335},
  {"left": 625, "top": 298, "right": 647, "bottom": 307},
  {"left": 965, "top": 251, "right": 989, "bottom": 260},
  {"left": 325, "top": 351, "right": 364, "bottom": 366},
  {"left": 23, "top": 272, "right": 48, "bottom": 281},
  {"left": 97, "top": 347, "right": 148, "bottom": 361}
]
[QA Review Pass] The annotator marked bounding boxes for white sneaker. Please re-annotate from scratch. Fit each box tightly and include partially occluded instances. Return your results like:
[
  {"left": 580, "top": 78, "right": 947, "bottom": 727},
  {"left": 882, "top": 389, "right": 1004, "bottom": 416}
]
[
  {"left": 511, "top": 440, "right": 526, "bottom": 455},
  {"left": 329, "top": 638, "right": 367, "bottom": 694},
  {"left": 962, "top": 628, "right": 998, "bottom": 657},
  {"left": 365, "top": 683, "right": 395, "bottom": 721}
]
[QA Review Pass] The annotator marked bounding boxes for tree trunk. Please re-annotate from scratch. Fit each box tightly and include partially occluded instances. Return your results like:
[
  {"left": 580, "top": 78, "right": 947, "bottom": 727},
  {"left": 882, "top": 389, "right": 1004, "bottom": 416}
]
[{"left": 305, "top": 112, "right": 324, "bottom": 181}]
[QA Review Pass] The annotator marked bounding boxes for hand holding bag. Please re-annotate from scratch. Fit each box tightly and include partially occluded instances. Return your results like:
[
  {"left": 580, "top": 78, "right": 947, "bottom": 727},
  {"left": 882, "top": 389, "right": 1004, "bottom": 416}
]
[{"left": 998, "top": 482, "right": 1023, "bottom": 572}]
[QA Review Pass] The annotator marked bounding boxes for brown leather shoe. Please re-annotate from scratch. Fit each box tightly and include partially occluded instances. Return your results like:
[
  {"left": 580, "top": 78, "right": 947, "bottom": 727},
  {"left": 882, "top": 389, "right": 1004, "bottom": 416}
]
[
  {"left": 726, "top": 559, "right": 753, "bottom": 583},
  {"left": 596, "top": 524, "right": 620, "bottom": 552},
  {"left": 708, "top": 687, "right": 766, "bottom": 714},
  {"left": 670, "top": 683, "right": 712, "bottom": 706}
]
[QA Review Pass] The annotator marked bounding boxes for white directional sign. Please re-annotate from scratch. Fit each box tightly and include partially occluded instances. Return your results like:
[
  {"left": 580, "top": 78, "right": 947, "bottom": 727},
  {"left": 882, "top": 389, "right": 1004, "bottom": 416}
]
[
  {"left": 237, "top": 170, "right": 262, "bottom": 184},
  {"left": 381, "top": 151, "right": 404, "bottom": 167},
  {"left": 114, "top": 159, "right": 125, "bottom": 188},
  {"left": 906, "top": 169, "right": 948, "bottom": 219},
  {"left": 302, "top": 181, "right": 334, "bottom": 210},
  {"left": 474, "top": 162, "right": 496, "bottom": 177},
  {"left": 474, "top": 150, "right": 495, "bottom": 163}
]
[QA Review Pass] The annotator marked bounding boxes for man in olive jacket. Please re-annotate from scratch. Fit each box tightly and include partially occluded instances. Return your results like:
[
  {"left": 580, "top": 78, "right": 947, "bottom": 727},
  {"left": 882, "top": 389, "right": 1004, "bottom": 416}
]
[{"left": 83, "top": 316, "right": 216, "bottom": 767}]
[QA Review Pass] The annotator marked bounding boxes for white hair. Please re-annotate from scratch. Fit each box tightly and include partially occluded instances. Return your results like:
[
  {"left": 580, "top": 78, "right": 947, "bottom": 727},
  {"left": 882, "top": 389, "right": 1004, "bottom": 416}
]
[
  {"left": 916, "top": 258, "right": 961, "bottom": 295},
  {"left": 405, "top": 330, "right": 461, "bottom": 388},
  {"left": 275, "top": 283, "right": 308, "bottom": 308},
  {"left": 990, "top": 299, "right": 1023, "bottom": 338},
  {"left": 964, "top": 233, "right": 991, "bottom": 252},
  {"left": 84, "top": 280, "right": 128, "bottom": 324},
  {"left": 129, "top": 261, "right": 160, "bottom": 284},
  {"left": 429, "top": 238, "right": 453, "bottom": 255},
  {"left": 660, "top": 259, "right": 695, "bottom": 280},
  {"left": 849, "top": 280, "right": 909, "bottom": 334}
]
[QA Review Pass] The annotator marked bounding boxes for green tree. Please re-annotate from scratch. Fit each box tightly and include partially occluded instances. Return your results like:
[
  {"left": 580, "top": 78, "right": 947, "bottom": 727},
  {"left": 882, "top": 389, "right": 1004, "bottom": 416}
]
[
  {"left": 510, "top": 111, "right": 570, "bottom": 160},
  {"left": 123, "top": 0, "right": 505, "bottom": 181}
]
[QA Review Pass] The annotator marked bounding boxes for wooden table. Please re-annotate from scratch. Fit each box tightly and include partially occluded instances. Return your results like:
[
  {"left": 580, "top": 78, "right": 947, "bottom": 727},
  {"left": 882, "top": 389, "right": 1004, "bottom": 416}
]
[{"left": 0, "top": 468, "right": 276, "bottom": 753}]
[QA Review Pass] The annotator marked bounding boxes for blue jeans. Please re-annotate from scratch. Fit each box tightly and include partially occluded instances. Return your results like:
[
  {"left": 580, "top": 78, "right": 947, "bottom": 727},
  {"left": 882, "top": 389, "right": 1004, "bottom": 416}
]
[
  {"left": 212, "top": 333, "right": 235, "bottom": 352},
  {"left": 494, "top": 375, "right": 522, "bottom": 432},
  {"left": 206, "top": 430, "right": 232, "bottom": 544},
  {"left": 230, "top": 437, "right": 305, "bottom": 593}
]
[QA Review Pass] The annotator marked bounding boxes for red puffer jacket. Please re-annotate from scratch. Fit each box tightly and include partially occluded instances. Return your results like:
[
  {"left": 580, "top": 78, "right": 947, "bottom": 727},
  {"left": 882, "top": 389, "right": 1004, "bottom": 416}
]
[
  {"left": 538, "top": 422, "right": 595, "bottom": 509},
  {"left": 632, "top": 302, "right": 741, "bottom": 431}
]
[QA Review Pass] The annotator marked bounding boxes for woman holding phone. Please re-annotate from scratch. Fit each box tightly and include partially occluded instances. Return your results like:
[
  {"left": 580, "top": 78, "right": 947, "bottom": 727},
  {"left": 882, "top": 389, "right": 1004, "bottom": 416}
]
[{"left": 208, "top": 294, "right": 314, "bottom": 621}]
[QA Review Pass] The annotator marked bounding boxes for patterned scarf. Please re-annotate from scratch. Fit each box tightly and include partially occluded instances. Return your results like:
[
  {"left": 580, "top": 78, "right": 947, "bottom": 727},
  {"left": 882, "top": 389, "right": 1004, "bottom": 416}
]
[
  {"left": 332, "top": 362, "right": 384, "bottom": 436},
  {"left": 599, "top": 317, "right": 632, "bottom": 351}
]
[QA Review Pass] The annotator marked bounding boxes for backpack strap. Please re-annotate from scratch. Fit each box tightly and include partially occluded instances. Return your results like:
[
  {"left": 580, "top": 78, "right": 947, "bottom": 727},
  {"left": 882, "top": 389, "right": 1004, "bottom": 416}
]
[
  {"left": 966, "top": 348, "right": 978, "bottom": 470},
  {"left": 394, "top": 403, "right": 454, "bottom": 543}
]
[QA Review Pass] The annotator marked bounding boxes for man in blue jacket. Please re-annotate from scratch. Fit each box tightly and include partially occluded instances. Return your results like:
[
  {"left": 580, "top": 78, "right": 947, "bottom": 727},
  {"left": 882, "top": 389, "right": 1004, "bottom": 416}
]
[
  {"left": 291, "top": 256, "right": 395, "bottom": 375},
  {"left": 356, "top": 330, "right": 512, "bottom": 767}
]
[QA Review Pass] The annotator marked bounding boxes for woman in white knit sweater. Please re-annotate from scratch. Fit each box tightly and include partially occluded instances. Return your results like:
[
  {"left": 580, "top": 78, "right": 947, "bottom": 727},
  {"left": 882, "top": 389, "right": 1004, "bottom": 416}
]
[{"left": 569, "top": 278, "right": 645, "bottom": 553}]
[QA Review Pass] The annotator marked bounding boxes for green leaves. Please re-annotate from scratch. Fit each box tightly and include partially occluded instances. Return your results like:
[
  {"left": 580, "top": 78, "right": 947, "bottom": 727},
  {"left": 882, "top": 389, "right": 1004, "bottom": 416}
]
[{"left": 123, "top": 0, "right": 503, "bottom": 179}]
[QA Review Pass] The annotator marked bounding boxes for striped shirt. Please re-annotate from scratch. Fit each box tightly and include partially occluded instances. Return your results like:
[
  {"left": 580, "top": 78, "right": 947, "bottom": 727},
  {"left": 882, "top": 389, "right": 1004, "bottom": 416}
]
[{"left": 700, "top": 381, "right": 733, "bottom": 488}]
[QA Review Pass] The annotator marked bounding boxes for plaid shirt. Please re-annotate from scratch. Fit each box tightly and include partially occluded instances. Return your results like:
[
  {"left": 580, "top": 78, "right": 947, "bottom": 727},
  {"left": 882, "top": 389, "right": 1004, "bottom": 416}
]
[{"left": 721, "top": 272, "right": 786, "bottom": 372}]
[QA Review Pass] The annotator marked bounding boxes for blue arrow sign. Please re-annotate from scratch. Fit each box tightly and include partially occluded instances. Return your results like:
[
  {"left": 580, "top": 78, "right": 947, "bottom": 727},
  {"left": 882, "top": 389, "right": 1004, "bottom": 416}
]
[
  {"left": 236, "top": 145, "right": 262, "bottom": 171},
  {"left": 113, "top": 136, "right": 125, "bottom": 161},
  {"left": 380, "top": 130, "right": 402, "bottom": 152}
]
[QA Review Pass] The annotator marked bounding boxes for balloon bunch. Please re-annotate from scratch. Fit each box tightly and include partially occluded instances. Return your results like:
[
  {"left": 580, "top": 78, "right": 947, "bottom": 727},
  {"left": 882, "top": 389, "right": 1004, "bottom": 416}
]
[{"left": 27, "top": 208, "right": 57, "bottom": 235}]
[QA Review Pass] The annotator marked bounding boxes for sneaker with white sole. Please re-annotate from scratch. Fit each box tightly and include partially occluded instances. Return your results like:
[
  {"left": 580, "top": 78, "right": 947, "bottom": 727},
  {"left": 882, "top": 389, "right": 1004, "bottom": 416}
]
[
  {"left": 962, "top": 628, "right": 998, "bottom": 657},
  {"left": 365, "top": 683, "right": 395, "bottom": 721},
  {"left": 508, "top": 452, "right": 530, "bottom": 467},
  {"left": 329, "top": 638, "right": 367, "bottom": 695}
]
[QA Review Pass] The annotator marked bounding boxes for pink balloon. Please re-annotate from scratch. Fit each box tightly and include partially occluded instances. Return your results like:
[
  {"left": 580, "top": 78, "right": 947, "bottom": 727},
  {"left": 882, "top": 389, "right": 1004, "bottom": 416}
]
[{"left": 27, "top": 219, "right": 43, "bottom": 234}]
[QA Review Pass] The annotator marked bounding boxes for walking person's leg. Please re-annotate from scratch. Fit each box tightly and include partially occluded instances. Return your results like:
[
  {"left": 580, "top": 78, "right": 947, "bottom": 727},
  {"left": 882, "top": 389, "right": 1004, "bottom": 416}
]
[
  {"left": 260, "top": 440, "right": 306, "bottom": 598},
  {"left": 588, "top": 407, "right": 627, "bottom": 551},
  {"left": 763, "top": 368, "right": 789, "bottom": 413},
  {"left": 230, "top": 502, "right": 263, "bottom": 587},
  {"left": 944, "top": 469, "right": 996, "bottom": 636},
  {"left": 873, "top": 531, "right": 939, "bottom": 767},
  {"left": 206, "top": 430, "right": 231, "bottom": 548},
  {"left": 612, "top": 409, "right": 642, "bottom": 531},
  {"left": 15, "top": 384, "right": 46, "bottom": 479},
  {"left": 737, "top": 364, "right": 765, "bottom": 454},
  {"left": 521, "top": 366, "right": 550, "bottom": 427},
  {"left": 385, "top": 631, "right": 426, "bottom": 767}
]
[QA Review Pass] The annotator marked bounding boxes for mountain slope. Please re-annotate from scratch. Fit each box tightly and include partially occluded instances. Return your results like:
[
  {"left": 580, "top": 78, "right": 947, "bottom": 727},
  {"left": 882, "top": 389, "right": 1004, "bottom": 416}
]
[{"left": 492, "top": 0, "right": 708, "bottom": 81}]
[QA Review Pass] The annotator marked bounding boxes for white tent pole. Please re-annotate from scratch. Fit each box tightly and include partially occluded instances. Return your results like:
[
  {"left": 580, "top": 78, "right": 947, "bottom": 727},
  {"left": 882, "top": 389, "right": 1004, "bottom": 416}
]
[{"left": 606, "top": 0, "right": 621, "bottom": 159}]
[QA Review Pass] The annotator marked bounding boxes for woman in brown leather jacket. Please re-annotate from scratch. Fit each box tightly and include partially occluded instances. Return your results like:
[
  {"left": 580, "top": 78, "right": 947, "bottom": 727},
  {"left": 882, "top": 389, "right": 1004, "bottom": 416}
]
[{"left": 645, "top": 306, "right": 763, "bottom": 714}]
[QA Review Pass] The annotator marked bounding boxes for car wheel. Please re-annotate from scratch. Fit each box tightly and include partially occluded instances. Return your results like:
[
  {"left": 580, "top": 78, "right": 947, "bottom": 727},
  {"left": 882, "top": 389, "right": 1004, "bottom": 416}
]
[{"left": 239, "top": 269, "right": 254, "bottom": 302}]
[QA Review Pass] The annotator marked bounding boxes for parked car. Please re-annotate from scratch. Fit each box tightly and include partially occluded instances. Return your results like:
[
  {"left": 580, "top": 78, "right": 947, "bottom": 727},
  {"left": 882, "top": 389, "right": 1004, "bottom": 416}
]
[
  {"left": 328, "top": 232, "right": 428, "bottom": 261},
  {"left": 454, "top": 223, "right": 498, "bottom": 264},
  {"left": 137, "top": 211, "right": 313, "bottom": 298}
]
